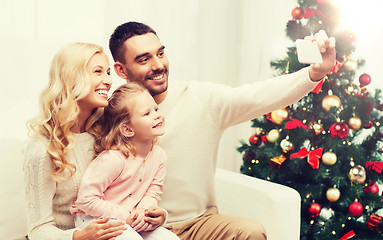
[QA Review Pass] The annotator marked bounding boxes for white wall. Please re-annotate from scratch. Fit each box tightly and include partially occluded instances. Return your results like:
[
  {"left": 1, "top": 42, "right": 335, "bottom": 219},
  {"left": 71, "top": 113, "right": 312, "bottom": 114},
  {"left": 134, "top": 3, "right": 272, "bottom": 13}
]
[
  {"left": 1, "top": 0, "right": 382, "bottom": 172},
  {"left": 0, "top": 0, "right": 110, "bottom": 141}
]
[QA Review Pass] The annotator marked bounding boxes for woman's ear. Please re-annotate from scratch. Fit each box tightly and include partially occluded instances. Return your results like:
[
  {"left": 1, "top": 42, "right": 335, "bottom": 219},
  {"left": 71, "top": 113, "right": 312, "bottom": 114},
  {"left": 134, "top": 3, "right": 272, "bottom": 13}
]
[
  {"left": 114, "top": 62, "right": 129, "bottom": 80},
  {"left": 120, "top": 124, "right": 135, "bottom": 138}
]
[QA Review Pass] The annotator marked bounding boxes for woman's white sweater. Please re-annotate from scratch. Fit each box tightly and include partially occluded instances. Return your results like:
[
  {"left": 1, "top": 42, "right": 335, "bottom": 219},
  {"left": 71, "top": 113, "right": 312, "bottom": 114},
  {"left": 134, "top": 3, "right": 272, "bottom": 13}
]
[{"left": 24, "top": 133, "right": 94, "bottom": 240}]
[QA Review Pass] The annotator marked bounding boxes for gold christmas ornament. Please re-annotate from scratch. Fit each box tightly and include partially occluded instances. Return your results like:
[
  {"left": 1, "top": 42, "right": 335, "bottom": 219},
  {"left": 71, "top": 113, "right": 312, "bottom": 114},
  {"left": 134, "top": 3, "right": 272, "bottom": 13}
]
[
  {"left": 348, "top": 116, "right": 362, "bottom": 130},
  {"left": 348, "top": 165, "right": 366, "bottom": 183},
  {"left": 266, "top": 129, "right": 280, "bottom": 143},
  {"left": 322, "top": 151, "right": 337, "bottom": 166},
  {"left": 326, "top": 187, "right": 341, "bottom": 202},
  {"left": 343, "top": 59, "right": 358, "bottom": 71},
  {"left": 270, "top": 108, "right": 289, "bottom": 125},
  {"left": 322, "top": 94, "right": 341, "bottom": 112}
]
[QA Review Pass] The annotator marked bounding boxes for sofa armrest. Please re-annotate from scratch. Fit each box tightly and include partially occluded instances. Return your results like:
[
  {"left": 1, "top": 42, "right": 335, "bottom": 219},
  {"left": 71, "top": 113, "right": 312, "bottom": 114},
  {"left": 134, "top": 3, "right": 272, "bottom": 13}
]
[
  {"left": 214, "top": 168, "right": 301, "bottom": 240},
  {"left": 0, "top": 138, "right": 28, "bottom": 240}
]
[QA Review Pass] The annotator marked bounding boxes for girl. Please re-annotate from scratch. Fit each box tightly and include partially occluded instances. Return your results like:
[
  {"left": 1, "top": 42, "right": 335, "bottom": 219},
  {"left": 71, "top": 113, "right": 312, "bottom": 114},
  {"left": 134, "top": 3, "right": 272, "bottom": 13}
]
[
  {"left": 25, "top": 42, "right": 129, "bottom": 240},
  {"left": 70, "top": 83, "right": 179, "bottom": 240}
]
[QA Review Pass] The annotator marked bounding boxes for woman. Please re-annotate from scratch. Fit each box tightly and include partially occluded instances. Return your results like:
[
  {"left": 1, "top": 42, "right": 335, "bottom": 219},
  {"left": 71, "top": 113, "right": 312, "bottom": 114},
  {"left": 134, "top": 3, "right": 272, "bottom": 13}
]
[{"left": 25, "top": 42, "right": 127, "bottom": 240}]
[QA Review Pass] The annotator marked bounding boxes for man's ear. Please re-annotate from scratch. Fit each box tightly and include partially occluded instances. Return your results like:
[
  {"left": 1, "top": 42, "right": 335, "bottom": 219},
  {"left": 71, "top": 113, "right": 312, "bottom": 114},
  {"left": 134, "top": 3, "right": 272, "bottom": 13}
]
[
  {"left": 114, "top": 62, "right": 129, "bottom": 80},
  {"left": 120, "top": 124, "right": 135, "bottom": 138}
]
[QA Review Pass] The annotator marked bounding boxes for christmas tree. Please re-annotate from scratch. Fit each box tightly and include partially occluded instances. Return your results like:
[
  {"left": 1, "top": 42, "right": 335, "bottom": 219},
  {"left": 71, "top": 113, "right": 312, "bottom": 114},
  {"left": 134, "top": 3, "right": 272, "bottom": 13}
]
[{"left": 238, "top": 0, "right": 383, "bottom": 239}]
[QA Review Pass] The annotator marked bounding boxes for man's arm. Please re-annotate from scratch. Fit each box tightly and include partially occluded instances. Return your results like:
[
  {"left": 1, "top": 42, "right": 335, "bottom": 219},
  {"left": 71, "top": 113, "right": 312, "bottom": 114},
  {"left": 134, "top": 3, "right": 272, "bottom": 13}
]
[{"left": 209, "top": 30, "right": 336, "bottom": 129}]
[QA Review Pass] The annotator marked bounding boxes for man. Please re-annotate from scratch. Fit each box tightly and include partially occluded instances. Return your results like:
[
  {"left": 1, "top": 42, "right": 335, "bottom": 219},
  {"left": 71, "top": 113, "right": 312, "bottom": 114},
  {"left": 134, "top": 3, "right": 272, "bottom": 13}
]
[{"left": 109, "top": 21, "right": 336, "bottom": 240}]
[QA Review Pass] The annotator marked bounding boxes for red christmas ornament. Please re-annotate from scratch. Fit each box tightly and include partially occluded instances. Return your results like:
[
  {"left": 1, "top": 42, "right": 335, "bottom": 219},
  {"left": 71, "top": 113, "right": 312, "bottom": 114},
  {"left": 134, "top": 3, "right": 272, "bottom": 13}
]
[
  {"left": 308, "top": 202, "right": 321, "bottom": 217},
  {"left": 249, "top": 134, "right": 262, "bottom": 146},
  {"left": 348, "top": 201, "right": 363, "bottom": 217},
  {"left": 329, "top": 122, "right": 349, "bottom": 139},
  {"left": 261, "top": 135, "right": 268, "bottom": 143},
  {"left": 291, "top": 7, "right": 304, "bottom": 20},
  {"left": 359, "top": 73, "right": 371, "bottom": 86},
  {"left": 365, "top": 183, "right": 379, "bottom": 194}
]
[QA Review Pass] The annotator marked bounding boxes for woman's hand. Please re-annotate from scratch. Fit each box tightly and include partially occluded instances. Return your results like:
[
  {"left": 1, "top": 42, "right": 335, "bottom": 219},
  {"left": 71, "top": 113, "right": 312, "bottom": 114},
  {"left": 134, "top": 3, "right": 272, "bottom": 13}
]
[
  {"left": 73, "top": 217, "right": 127, "bottom": 240},
  {"left": 143, "top": 206, "right": 167, "bottom": 231}
]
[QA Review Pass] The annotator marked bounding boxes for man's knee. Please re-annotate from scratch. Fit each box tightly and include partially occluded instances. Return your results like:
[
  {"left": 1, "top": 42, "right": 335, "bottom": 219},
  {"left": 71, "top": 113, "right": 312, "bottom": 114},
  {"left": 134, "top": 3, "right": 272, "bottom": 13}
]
[{"left": 229, "top": 217, "right": 267, "bottom": 240}]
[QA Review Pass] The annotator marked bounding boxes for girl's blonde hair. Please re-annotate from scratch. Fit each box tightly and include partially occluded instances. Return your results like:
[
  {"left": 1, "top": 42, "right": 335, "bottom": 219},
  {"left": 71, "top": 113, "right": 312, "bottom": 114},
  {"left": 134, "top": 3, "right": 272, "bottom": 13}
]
[
  {"left": 28, "top": 42, "right": 105, "bottom": 181},
  {"left": 92, "top": 82, "right": 150, "bottom": 158}
]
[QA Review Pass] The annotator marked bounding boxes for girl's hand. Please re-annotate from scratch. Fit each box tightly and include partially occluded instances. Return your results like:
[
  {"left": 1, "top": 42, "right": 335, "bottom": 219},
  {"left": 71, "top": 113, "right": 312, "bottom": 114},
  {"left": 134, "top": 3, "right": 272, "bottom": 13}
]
[
  {"left": 130, "top": 208, "right": 149, "bottom": 232},
  {"left": 143, "top": 206, "right": 167, "bottom": 231},
  {"left": 73, "top": 217, "right": 127, "bottom": 240}
]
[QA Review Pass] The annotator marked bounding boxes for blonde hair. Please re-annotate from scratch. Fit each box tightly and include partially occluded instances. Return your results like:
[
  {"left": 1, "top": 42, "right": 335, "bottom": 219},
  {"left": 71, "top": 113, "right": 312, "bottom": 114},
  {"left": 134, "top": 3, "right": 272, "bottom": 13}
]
[
  {"left": 92, "top": 82, "right": 151, "bottom": 157},
  {"left": 28, "top": 42, "right": 105, "bottom": 181}
]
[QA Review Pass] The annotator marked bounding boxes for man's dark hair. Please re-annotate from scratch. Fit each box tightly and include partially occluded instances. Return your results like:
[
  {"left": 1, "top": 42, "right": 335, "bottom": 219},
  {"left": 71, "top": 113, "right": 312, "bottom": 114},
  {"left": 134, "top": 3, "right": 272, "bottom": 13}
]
[{"left": 109, "top": 21, "right": 157, "bottom": 63}]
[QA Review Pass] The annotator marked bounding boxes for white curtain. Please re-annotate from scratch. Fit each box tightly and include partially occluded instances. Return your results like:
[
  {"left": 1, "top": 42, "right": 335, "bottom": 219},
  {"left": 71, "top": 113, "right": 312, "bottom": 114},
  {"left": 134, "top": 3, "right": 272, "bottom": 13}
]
[{"left": 2, "top": 0, "right": 381, "bottom": 172}]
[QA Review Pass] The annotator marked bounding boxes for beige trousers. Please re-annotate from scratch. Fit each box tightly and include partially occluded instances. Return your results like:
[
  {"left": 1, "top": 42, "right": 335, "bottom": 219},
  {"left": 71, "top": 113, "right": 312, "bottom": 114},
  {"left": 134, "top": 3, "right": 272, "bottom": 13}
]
[{"left": 166, "top": 207, "right": 267, "bottom": 240}]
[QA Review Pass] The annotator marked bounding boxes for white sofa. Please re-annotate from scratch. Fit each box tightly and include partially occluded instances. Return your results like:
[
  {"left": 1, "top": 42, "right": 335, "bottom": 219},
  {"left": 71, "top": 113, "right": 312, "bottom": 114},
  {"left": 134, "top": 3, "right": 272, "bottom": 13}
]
[{"left": 0, "top": 138, "right": 301, "bottom": 240}]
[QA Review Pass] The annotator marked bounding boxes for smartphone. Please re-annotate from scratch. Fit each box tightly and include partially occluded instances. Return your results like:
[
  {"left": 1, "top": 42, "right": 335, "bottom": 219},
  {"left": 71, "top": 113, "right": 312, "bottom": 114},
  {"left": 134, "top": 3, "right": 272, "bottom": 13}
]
[{"left": 296, "top": 39, "right": 322, "bottom": 64}]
